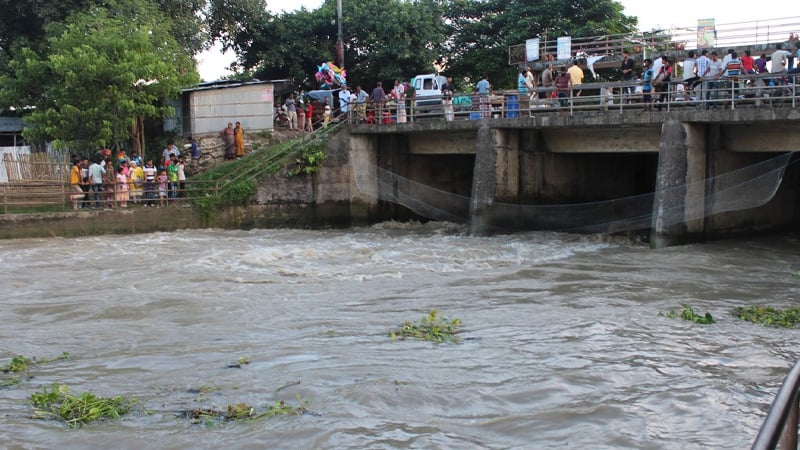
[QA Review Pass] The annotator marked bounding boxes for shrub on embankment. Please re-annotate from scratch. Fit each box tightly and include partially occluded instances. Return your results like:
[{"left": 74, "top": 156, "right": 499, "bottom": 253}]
[{"left": 188, "top": 127, "right": 334, "bottom": 223}]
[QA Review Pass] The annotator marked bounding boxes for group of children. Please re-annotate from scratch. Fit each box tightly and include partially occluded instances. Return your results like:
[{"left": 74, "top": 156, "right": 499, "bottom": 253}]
[{"left": 70, "top": 148, "right": 188, "bottom": 210}]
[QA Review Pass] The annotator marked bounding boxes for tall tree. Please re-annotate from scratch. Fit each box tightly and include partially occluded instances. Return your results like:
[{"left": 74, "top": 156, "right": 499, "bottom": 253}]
[{"left": 0, "top": 1, "right": 199, "bottom": 152}]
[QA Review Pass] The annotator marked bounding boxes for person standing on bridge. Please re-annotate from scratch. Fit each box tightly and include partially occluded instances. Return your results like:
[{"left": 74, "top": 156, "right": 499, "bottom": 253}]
[
  {"left": 619, "top": 50, "right": 635, "bottom": 103},
  {"left": 476, "top": 74, "right": 491, "bottom": 118},
  {"left": 541, "top": 63, "right": 554, "bottom": 100},
  {"left": 567, "top": 59, "right": 584, "bottom": 97},
  {"left": 554, "top": 66, "right": 572, "bottom": 110},
  {"left": 441, "top": 76, "right": 455, "bottom": 122},
  {"left": 641, "top": 58, "right": 654, "bottom": 111}
]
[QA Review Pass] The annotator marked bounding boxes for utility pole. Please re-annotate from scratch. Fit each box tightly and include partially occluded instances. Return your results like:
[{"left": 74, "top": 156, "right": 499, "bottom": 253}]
[{"left": 337, "top": 0, "right": 344, "bottom": 68}]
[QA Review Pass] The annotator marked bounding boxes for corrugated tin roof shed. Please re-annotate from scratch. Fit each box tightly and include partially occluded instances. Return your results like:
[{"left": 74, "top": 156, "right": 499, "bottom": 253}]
[{"left": 0, "top": 117, "right": 23, "bottom": 133}]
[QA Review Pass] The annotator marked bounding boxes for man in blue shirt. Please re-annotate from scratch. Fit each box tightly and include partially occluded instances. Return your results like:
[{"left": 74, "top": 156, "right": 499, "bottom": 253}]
[{"left": 476, "top": 74, "right": 491, "bottom": 118}]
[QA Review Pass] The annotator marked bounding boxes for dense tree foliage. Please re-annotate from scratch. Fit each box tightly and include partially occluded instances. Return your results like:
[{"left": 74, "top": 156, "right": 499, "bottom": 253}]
[
  {"left": 0, "top": 1, "right": 198, "bottom": 151},
  {"left": 233, "top": 0, "right": 449, "bottom": 90},
  {"left": 0, "top": 0, "right": 264, "bottom": 75}
]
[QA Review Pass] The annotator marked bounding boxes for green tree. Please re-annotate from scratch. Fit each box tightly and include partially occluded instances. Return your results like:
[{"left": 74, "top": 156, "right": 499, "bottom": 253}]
[
  {"left": 235, "top": 0, "right": 448, "bottom": 90},
  {"left": 444, "top": 0, "right": 637, "bottom": 87},
  {"left": 0, "top": 1, "right": 199, "bottom": 152},
  {"left": 0, "top": 0, "right": 262, "bottom": 77}
]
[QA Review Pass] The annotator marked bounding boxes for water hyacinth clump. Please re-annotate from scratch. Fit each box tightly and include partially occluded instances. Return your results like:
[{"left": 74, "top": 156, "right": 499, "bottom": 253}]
[
  {"left": 734, "top": 305, "right": 800, "bottom": 328},
  {"left": 186, "top": 398, "right": 309, "bottom": 426},
  {"left": 391, "top": 310, "right": 462, "bottom": 343},
  {"left": 30, "top": 383, "right": 136, "bottom": 428},
  {"left": 661, "top": 304, "right": 716, "bottom": 324}
]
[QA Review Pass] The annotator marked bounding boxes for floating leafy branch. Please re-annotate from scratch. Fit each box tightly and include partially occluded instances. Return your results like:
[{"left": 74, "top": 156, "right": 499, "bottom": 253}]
[
  {"left": 390, "top": 310, "right": 462, "bottom": 343},
  {"left": 186, "top": 397, "right": 309, "bottom": 426},
  {"left": 2, "top": 352, "right": 69, "bottom": 373},
  {"left": 734, "top": 305, "right": 800, "bottom": 328},
  {"left": 661, "top": 304, "right": 715, "bottom": 324},
  {"left": 30, "top": 383, "right": 136, "bottom": 428},
  {"left": 1, "top": 352, "right": 70, "bottom": 389}
]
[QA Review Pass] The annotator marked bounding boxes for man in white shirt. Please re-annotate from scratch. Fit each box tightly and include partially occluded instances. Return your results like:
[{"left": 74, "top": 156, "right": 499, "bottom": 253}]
[{"left": 771, "top": 44, "right": 791, "bottom": 73}]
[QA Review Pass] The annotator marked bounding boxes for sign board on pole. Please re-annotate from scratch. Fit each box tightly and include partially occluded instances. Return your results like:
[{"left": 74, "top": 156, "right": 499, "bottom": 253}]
[
  {"left": 697, "top": 19, "right": 715, "bottom": 48},
  {"left": 557, "top": 37, "right": 571, "bottom": 60},
  {"left": 526, "top": 38, "right": 540, "bottom": 61}
]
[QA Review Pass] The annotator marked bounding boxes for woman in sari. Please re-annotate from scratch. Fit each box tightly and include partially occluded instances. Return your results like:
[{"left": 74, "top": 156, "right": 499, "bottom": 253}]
[
  {"left": 234, "top": 121, "right": 245, "bottom": 158},
  {"left": 220, "top": 122, "right": 235, "bottom": 160}
]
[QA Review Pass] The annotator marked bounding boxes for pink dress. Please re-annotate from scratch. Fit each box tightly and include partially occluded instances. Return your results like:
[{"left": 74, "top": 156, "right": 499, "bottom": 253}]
[{"left": 115, "top": 173, "right": 129, "bottom": 203}]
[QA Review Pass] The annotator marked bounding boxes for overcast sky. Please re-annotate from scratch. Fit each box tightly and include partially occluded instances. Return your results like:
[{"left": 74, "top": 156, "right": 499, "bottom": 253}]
[{"left": 195, "top": 0, "right": 798, "bottom": 80}]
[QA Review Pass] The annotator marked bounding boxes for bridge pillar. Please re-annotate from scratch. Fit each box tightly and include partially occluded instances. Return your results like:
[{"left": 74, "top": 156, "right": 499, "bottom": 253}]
[
  {"left": 650, "top": 120, "right": 707, "bottom": 248},
  {"left": 469, "top": 125, "right": 520, "bottom": 234}
]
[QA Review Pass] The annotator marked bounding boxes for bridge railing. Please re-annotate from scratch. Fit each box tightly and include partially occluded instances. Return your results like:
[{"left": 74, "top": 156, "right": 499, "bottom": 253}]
[
  {"left": 751, "top": 357, "right": 800, "bottom": 450},
  {"left": 348, "top": 72, "right": 800, "bottom": 124}
]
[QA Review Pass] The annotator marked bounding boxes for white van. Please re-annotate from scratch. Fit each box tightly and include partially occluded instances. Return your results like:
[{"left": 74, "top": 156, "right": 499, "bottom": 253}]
[{"left": 411, "top": 73, "right": 447, "bottom": 112}]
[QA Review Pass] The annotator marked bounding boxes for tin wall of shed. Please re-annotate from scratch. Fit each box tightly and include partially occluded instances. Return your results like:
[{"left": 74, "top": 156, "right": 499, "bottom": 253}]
[{"left": 189, "top": 84, "right": 274, "bottom": 136}]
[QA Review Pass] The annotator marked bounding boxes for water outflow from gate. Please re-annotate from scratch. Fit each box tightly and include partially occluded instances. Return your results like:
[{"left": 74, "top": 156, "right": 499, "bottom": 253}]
[{"left": 0, "top": 225, "right": 797, "bottom": 449}]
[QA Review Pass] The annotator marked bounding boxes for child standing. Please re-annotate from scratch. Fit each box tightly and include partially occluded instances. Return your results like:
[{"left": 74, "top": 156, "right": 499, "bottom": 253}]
[
  {"left": 115, "top": 165, "right": 129, "bottom": 208},
  {"left": 157, "top": 169, "right": 168, "bottom": 207}
]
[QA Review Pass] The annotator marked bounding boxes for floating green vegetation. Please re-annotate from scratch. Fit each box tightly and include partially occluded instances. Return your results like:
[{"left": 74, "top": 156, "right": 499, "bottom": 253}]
[
  {"left": 1, "top": 352, "right": 69, "bottom": 373},
  {"left": 661, "top": 304, "right": 716, "bottom": 324},
  {"left": 227, "top": 356, "right": 250, "bottom": 369},
  {"left": 186, "top": 398, "right": 308, "bottom": 426},
  {"left": 390, "top": 310, "right": 462, "bottom": 343},
  {"left": 30, "top": 383, "right": 136, "bottom": 428},
  {"left": 734, "top": 305, "right": 800, "bottom": 328}
]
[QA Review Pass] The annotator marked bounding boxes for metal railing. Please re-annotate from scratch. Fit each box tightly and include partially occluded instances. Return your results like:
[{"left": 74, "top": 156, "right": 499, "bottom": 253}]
[
  {"left": 347, "top": 72, "right": 800, "bottom": 124},
  {"left": 752, "top": 358, "right": 800, "bottom": 449},
  {"left": 508, "top": 16, "right": 800, "bottom": 65}
]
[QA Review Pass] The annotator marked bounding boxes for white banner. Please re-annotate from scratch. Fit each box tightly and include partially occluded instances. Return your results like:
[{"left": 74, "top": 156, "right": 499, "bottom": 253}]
[
  {"left": 525, "top": 38, "right": 540, "bottom": 61},
  {"left": 557, "top": 36, "right": 572, "bottom": 60}
]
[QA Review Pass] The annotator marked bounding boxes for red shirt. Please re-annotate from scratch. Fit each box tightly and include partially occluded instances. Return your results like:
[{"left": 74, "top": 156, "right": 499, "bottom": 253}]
[{"left": 741, "top": 55, "right": 755, "bottom": 72}]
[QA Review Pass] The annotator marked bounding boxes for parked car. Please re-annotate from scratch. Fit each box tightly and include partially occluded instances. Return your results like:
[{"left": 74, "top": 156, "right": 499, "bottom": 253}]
[{"left": 411, "top": 73, "right": 447, "bottom": 115}]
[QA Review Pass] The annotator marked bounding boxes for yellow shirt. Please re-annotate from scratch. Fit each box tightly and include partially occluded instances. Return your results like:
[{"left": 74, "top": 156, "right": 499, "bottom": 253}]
[
  {"left": 567, "top": 65, "right": 584, "bottom": 85},
  {"left": 70, "top": 165, "right": 81, "bottom": 185}
]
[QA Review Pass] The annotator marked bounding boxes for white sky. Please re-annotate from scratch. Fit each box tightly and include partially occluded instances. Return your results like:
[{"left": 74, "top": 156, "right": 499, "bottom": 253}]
[{"left": 195, "top": 0, "right": 797, "bottom": 81}]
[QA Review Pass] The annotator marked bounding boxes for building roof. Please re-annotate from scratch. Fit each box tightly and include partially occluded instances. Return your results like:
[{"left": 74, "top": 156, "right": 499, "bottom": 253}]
[
  {"left": 182, "top": 79, "right": 291, "bottom": 94},
  {"left": 0, "top": 117, "right": 23, "bottom": 133}
]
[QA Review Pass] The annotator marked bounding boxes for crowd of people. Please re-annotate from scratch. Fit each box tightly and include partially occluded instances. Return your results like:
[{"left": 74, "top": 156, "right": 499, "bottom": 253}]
[{"left": 69, "top": 141, "right": 191, "bottom": 210}]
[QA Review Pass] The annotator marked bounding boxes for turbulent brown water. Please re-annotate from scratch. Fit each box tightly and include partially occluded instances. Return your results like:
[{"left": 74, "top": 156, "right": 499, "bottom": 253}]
[{"left": 0, "top": 223, "right": 798, "bottom": 449}]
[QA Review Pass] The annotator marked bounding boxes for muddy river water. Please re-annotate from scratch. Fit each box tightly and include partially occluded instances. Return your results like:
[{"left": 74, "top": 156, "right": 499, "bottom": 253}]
[{"left": 0, "top": 224, "right": 798, "bottom": 449}]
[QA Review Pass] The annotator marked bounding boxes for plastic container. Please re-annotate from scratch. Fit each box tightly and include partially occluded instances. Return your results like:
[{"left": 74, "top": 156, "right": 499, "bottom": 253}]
[
  {"left": 470, "top": 112, "right": 481, "bottom": 120},
  {"left": 506, "top": 95, "right": 519, "bottom": 118}
]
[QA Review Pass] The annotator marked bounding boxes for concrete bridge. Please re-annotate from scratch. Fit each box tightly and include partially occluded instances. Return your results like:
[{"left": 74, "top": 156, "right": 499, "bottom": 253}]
[{"left": 342, "top": 98, "right": 800, "bottom": 247}]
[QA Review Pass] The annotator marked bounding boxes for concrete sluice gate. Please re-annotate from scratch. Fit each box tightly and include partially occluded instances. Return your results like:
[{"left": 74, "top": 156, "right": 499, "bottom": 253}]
[{"left": 348, "top": 118, "right": 800, "bottom": 247}]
